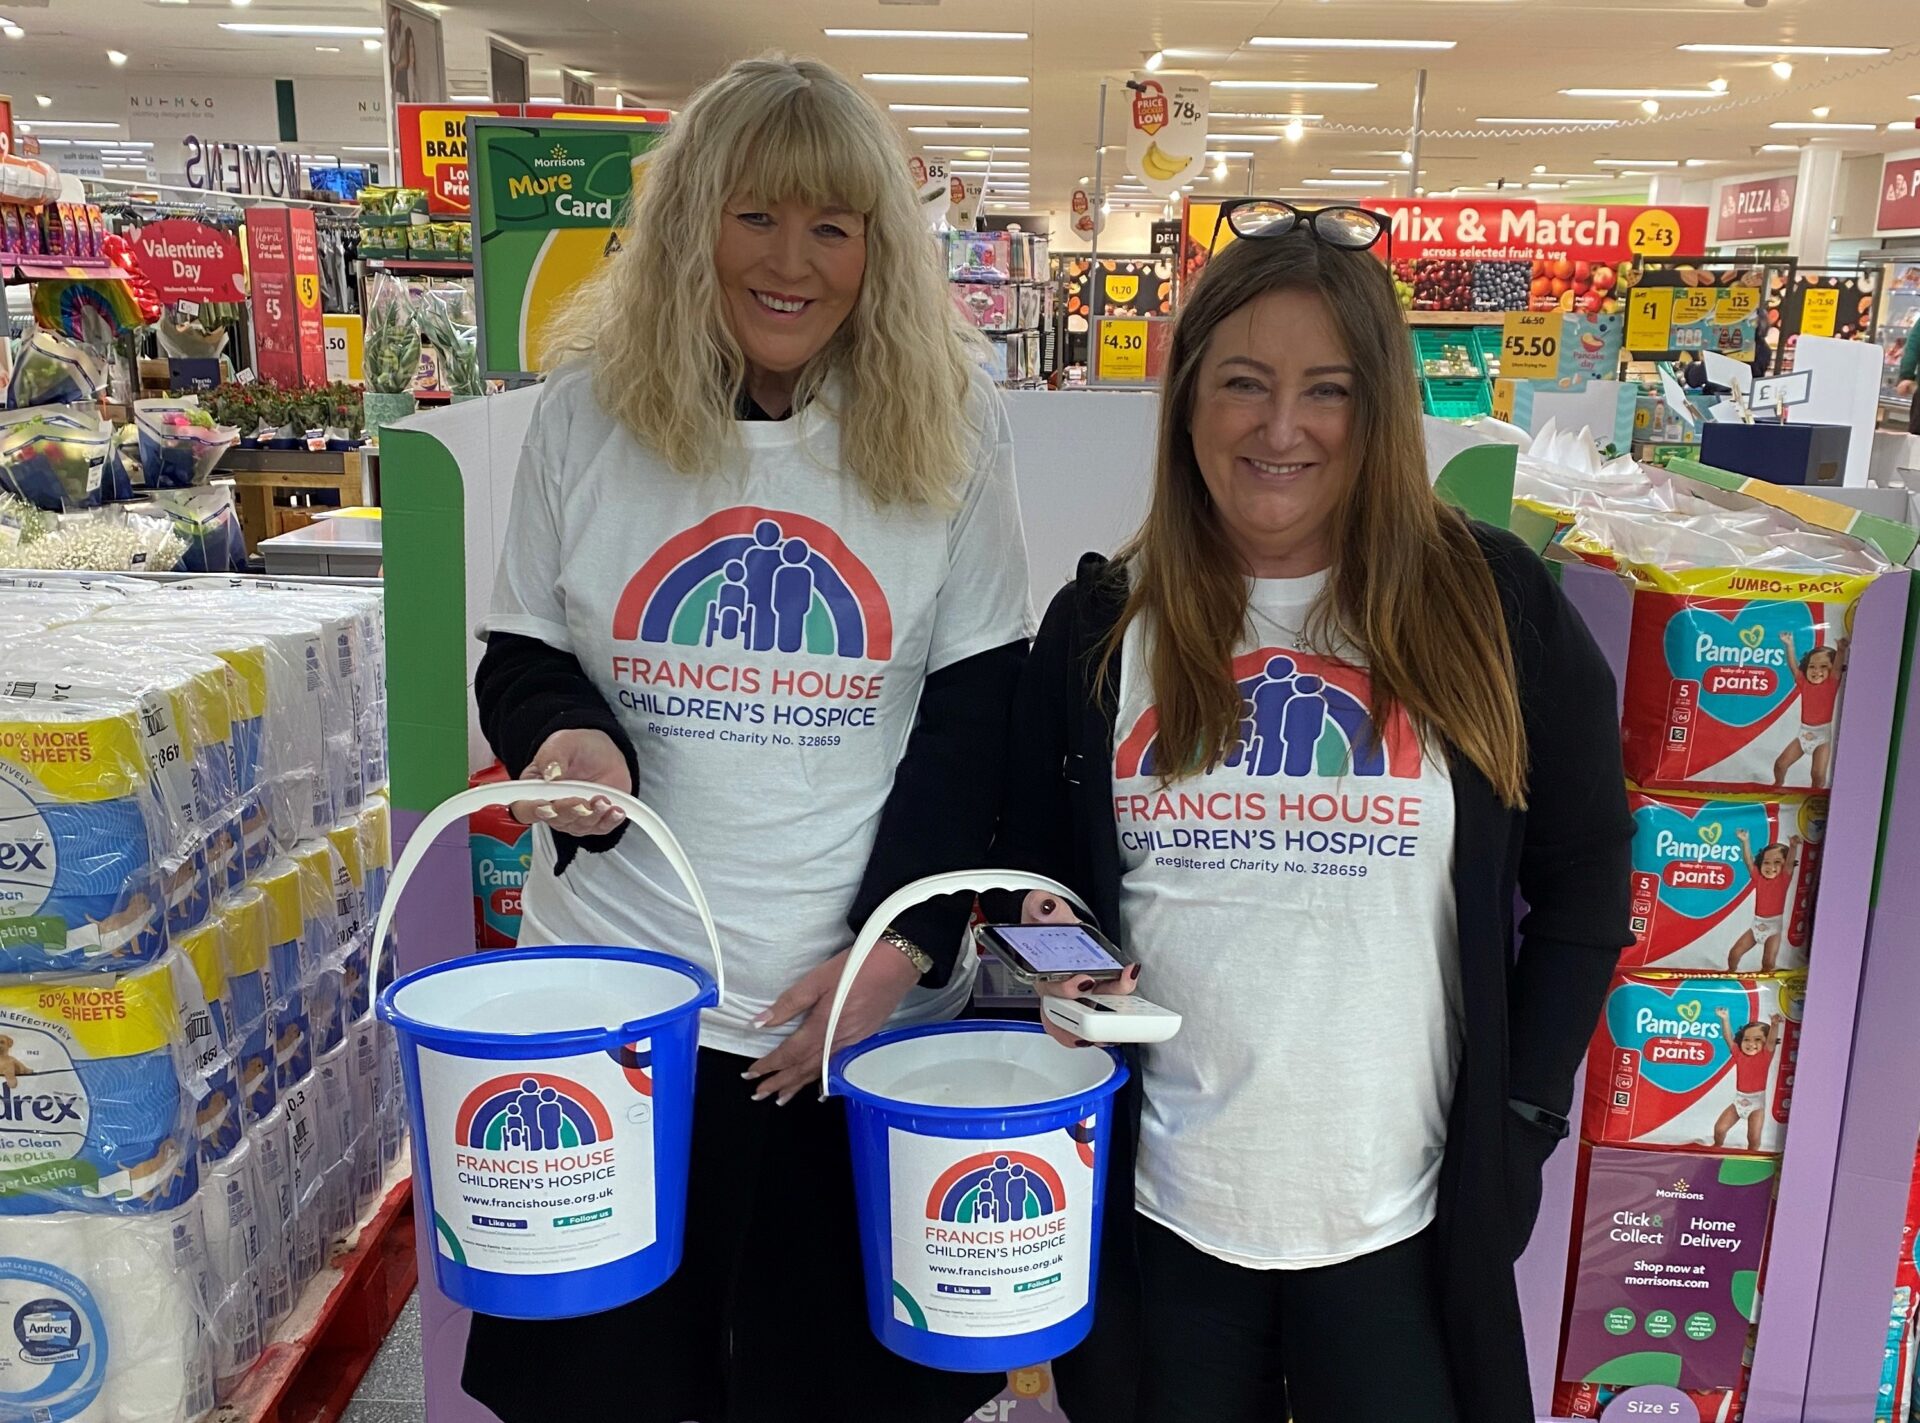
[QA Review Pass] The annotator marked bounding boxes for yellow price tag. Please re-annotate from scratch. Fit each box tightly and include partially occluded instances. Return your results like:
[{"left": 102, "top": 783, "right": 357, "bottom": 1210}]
[
  {"left": 1626, "top": 287, "right": 1675, "bottom": 351},
  {"left": 1099, "top": 318, "right": 1150, "bottom": 382},
  {"left": 1104, "top": 273, "right": 1141, "bottom": 305},
  {"left": 1499, "top": 311, "right": 1560, "bottom": 380},
  {"left": 1675, "top": 288, "right": 1716, "bottom": 325},
  {"left": 1629, "top": 209, "right": 1682, "bottom": 257},
  {"left": 296, "top": 273, "right": 320, "bottom": 309},
  {"left": 1800, "top": 286, "right": 1840, "bottom": 339},
  {"left": 1491, "top": 379, "right": 1516, "bottom": 424},
  {"left": 1714, "top": 284, "right": 1759, "bottom": 324}
]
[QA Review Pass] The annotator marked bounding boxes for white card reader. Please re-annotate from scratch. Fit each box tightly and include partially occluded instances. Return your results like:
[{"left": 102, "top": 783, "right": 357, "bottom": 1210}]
[{"left": 1041, "top": 993, "right": 1183, "bottom": 1045}]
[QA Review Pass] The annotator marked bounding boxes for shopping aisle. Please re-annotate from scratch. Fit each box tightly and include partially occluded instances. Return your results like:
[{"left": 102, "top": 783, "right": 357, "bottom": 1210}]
[{"left": 343, "top": 1294, "right": 427, "bottom": 1423}]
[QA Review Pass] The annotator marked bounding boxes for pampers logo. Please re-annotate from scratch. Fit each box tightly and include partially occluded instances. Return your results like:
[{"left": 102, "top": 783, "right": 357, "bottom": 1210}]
[
  {"left": 454, "top": 1073, "right": 613, "bottom": 1152},
  {"left": 927, "top": 1152, "right": 1067, "bottom": 1223},
  {"left": 611, "top": 507, "right": 893, "bottom": 661},
  {"left": 1115, "top": 645, "right": 1421, "bottom": 781}
]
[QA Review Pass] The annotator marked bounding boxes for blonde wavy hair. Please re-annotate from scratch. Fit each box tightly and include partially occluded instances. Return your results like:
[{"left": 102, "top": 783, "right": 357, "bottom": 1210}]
[{"left": 549, "top": 54, "right": 980, "bottom": 506}]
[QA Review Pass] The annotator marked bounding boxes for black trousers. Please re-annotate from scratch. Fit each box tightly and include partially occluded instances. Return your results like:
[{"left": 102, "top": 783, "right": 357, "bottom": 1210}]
[
  {"left": 1133, "top": 1215, "right": 1460, "bottom": 1423},
  {"left": 461, "top": 1048, "right": 1004, "bottom": 1423}
]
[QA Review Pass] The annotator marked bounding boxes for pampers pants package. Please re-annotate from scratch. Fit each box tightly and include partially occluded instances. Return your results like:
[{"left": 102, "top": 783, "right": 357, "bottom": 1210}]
[
  {"left": 1559, "top": 1147, "right": 1773, "bottom": 1396},
  {"left": 1584, "top": 972, "right": 1806, "bottom": 1155},
  {"left": 468, "top": 763, "right": 528, "bottom": 949},
  {"left": 1626, "top": 790, "right": 1828, "bottom": 975},
  {"left": 1620, "top": 566, "right": 1871, "bottom": 793}
]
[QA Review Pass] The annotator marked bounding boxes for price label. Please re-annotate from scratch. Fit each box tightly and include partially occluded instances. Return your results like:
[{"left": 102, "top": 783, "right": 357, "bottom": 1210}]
[
  {"left": 1626, "top": 286, "right": 1676, "bottom": 352},
  {"left": 1629, "top": 209, "right": 1682, "bottom": 257},
  {"left": 1800, "top": 286, "right": 1840, "bottom": 338},
  {"left": 1491, "top": 379, "right": 1516, "bottom": 424},
  {"left": 1099, "top": 318, "right": 1150, "bottom": 382},
  {"left": 1715, "top": 284, "right": 1759, "bottom": 323},
  {"left": 296, "top": 273, "right": 320, "bottom": 309},
  {"left": 1500, "top": 312, "right": 1560, "bottom": 380},
  {"left": 1675, "top": 288, "right": 1716, "bottom": 325}
]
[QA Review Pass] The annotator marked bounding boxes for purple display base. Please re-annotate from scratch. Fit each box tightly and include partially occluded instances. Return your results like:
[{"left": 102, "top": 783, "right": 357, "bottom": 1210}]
[
  {"left": 392, "top": 808, "right": 484, "bottom": 1423},
  {"left": 1519, "top": 565, "right": 1913, "bottom": 1423}
]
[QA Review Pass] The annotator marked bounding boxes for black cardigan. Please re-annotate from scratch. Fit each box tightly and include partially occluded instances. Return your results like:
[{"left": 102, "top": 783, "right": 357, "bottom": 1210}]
[{"left": 990, "top": 522, "right": 1632, "bottom": 1422}]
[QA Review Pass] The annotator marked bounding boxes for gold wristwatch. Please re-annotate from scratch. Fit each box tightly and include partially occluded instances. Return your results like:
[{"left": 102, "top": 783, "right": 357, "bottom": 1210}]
[{"left": 883, "top": 929, "right": 934, "bottom": 977}]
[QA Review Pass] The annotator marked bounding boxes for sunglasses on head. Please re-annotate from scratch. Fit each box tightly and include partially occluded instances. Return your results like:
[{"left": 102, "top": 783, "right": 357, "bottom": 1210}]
[{"left": 1207, "top": 198, "right": 1392, "bottom": 256}]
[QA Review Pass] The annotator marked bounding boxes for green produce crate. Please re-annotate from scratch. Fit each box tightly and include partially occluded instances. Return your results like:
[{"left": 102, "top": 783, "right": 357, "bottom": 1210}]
[
  {"left": 1421, "top": 377, "right": 1494, "bottom": 422},
  {"left": 1411, "top": 328, "right": 1486, "bottom": 380},
  {"left": 1473, "top": 325, "right": 1506, "bottom": 378}
]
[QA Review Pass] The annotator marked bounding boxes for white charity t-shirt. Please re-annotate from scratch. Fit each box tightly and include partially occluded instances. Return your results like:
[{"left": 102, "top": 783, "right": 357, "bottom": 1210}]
[
  {"left": 484, "top": 366, "right": 1034, "bottom": 1057},
  {"left": 1114, "top": 571, "right": 1463, "bottom": 1269}
]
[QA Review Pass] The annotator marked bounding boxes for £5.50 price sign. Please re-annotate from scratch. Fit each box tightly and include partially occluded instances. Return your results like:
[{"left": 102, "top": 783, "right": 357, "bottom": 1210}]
[
  {"left": 1099, "top": 318, "right": 1150, "bottom": 382},
  {"left": 1500, "top": 311, "right": 1560, "bottom": 380}
]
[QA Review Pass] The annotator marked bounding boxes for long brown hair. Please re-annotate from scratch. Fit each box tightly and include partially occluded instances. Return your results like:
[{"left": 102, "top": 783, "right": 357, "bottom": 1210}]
[{"left": 1105, "top": 229, "right": 1528, "bottom": 806}]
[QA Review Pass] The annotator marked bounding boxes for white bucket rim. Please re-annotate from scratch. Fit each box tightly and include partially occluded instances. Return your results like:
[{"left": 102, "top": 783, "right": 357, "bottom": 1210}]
[
  {"left": 377, "top": 944, "right": 717, "bottom": 1052},
  {"left": 830, "top": 1020, "right": 1125, "bottom": 1117}
]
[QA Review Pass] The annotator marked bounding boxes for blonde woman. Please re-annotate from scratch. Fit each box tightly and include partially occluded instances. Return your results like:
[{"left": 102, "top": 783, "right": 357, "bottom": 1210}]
[
  {"left": 993, "top": 205, "right": 1632, "bottom": 1422},
  {"left": 466, "top": 56, "right": 1030, "bottom": 1423}
]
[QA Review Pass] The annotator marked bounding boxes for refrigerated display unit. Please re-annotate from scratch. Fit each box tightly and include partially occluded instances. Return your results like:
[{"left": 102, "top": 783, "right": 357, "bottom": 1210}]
[{"left": 1869, "top": 252, "right": 1920, "bottom": 426}]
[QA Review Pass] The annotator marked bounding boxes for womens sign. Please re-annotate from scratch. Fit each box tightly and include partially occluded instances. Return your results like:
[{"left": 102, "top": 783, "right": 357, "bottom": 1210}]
[{"left": 130, "top": 219, "right": 247, "bottom": 304}]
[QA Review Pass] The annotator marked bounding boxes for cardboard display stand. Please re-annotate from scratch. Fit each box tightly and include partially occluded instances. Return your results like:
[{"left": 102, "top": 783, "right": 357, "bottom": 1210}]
[{"left": 381, "top": 393, "right": 1920, "bottom": 1423}]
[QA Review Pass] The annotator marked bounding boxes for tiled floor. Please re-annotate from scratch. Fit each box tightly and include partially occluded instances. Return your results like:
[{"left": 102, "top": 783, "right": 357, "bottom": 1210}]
[{"left": 342, "top": 1292, "right": 428, "bottom": 1423}]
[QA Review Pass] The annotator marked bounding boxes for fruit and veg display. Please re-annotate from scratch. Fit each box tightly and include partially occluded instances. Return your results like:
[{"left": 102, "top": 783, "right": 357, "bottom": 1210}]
[
  {"left": 1529, "top": 257, "right": 1621, "bottom": 316},
  {"left": 1410, "top": 258, "right": 1473, "bottom": 311},
  {"left": 1421, "top": 341, "right": 1482, "bottom": 378},
  {"left": 1471, "top": 261, "right": 1533, "bottom": 312}
]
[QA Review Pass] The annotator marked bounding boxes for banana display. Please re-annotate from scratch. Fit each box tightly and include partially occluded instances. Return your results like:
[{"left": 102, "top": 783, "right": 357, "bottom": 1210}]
[{"left": 1140, "top": 141, "right": 1193, "bottom": 182}]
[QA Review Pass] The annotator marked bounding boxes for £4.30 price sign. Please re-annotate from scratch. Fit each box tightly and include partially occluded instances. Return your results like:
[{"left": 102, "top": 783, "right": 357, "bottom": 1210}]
[
  {"left": 1100, "top": 318, "right": 1150, "bottom": 382},
  {"left": 1500, "top": 311, "right": 1559, "bottom": 380}
]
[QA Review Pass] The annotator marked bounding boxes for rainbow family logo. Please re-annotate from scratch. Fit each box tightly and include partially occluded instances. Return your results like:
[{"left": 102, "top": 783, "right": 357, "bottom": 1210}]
[
  {"left": 926, "top": 1152, "right": 1067, "bottom": 1224},
  {"left": 1115, "top": 646, "right": 1421, "bottom": 781},
  {"left": 454, "top": 1073, "right": 612, "bottom": 1152},
  {"left": 612, "top": 507, "right": 893, "bottom": 660}
]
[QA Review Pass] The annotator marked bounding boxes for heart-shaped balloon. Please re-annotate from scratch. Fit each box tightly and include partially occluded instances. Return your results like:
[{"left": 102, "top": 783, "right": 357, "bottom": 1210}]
[{"left": 1663, "top": 600, "right": 1818, "bottom": 730}]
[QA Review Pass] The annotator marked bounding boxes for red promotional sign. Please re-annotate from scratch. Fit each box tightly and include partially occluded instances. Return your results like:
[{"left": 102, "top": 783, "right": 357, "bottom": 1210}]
[
  {"left": 0, "top": 96, "right": 13, "bottom": 162},
  {"left": 245, "top": 208, "right": 299, "bottom": 385},
  {"left": 1878, "top": 152, "right": 1920, "bottom": 234},
  {"left": 1716, "top": 177, "right": 1796, "bottom": 243},
  {"left": 398, "top": 101, "right": 672, "bottom": 214},
  {"left": 1378, "top": 200, "right": 1709, "bottom": 264},
  {"left": 131, "top": 218, "right": 247, "bottom": 303},
  {"left": 287, "top": 208, "right": 327, "bottom": 386},
  {"left": 1131, "top": 81, "right": 1168, "bottom": 137}
]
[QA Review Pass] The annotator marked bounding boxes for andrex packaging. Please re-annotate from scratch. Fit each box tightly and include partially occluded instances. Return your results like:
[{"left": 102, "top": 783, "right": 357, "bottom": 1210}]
[
  {"left": 1626, "top": 789, "right": 1827, "bottom": 974},
  {"left": 1621, "top": 567, "right": 1871, "bottom": 793},
  {"left": 1583, "top": 972, "right": 1805, "bottom": 1155}
]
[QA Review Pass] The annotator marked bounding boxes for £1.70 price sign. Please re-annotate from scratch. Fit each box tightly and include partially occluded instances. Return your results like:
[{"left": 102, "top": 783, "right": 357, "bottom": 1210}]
[
  {"left": 1099, "top": 317, "right": 1150, "bottom": 382},
  {"left": 1500, "top": 311, "right": 1560, "bottom": 380}
]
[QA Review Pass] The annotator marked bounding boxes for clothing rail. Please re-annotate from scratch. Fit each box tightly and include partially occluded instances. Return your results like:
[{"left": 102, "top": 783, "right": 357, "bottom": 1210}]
[{"left": 81, "top": 175, "right": 357, "bottom": 210}]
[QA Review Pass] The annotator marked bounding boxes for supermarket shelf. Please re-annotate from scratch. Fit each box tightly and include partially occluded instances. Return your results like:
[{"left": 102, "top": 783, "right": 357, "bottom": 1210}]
[
  {"left": 3, "top": 258, "right": 133, "bottom": 282},
  {"left": 226, "top": 1170, "right": 417, "bottom": 1423},
  {"left": 1404, "top": 310, "right": 1504, "bottom": 327},
  {"left": 361, "top": 258, "right": 472, "bottom": 275}
]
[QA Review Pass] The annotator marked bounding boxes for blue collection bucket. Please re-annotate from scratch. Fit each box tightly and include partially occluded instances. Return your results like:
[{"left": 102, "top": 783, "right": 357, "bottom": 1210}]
[
  {"left": 822, "top": 872, "right": 1130, "bottom": 1373},
  {"left": 373, "top": 782, "right": 724, "bottom": 1320}
]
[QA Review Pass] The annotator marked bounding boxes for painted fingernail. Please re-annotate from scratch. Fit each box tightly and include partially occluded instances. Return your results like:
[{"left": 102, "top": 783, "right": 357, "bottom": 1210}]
[
  {"left": 541, "top": 761, "right": 564, "bottom": 781},
  {"left": 1073, "top": 1039, "right": 1092, "bottom": 1049},
  {"left": 751, "top": 1012, "right": 771, "bottom": 1028},
  {"left": 1127, "top": 964, "right": 1142, "bottom": 982},
  {"left": 1074, "top": 977, "right": 1095, "bottom": 994},
  {"left": 1040, "top": 898, "right": 1057, "bottom": 914},
  {"left": 534, "top": 806, "right": 557, "bottom": 821}
]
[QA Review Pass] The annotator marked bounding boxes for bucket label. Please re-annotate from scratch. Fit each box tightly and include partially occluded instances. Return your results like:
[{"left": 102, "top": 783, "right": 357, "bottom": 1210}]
[
  {"left": 416, "top": 1039, "right": 657, "bottom": 1275},
  {"left": 887, "top": 1121, "right": 1095, "bottom": 1338}
]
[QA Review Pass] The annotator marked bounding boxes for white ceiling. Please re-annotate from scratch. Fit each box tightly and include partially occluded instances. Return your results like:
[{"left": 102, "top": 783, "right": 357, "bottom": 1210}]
[{"left": 4, "top": 0, "right": 1918, "bottom": 209}]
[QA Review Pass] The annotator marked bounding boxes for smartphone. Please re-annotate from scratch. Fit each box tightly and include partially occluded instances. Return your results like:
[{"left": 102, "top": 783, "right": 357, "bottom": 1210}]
[{"left": 975, "top": 922, "right": 1129, "bottom": 985}]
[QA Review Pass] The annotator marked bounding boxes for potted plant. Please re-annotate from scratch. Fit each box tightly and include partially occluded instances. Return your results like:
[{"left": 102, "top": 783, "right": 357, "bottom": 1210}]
[
  {"left": 326, "top": 384, "right": 365, "bottom": 450},
  {"left": 261, "top": 381, "right": 303, "bottom": 449},
  {"left": 364, "top": 273, "right": 422, "bottom": 433}
]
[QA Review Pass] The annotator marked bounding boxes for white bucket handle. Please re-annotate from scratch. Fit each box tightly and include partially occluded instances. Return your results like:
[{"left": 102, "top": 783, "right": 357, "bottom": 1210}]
[
  {"left": 819, "top": 870, "right": 1091, "bottom": 1097},
  {"left": 371, "top": 780, "right": 724, "bottom": 1006}
]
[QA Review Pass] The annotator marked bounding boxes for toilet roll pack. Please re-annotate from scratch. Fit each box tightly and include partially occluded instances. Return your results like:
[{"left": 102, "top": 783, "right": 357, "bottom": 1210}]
[{"left": 0, "top": 577, "right": 399, "bottom": 1419}]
